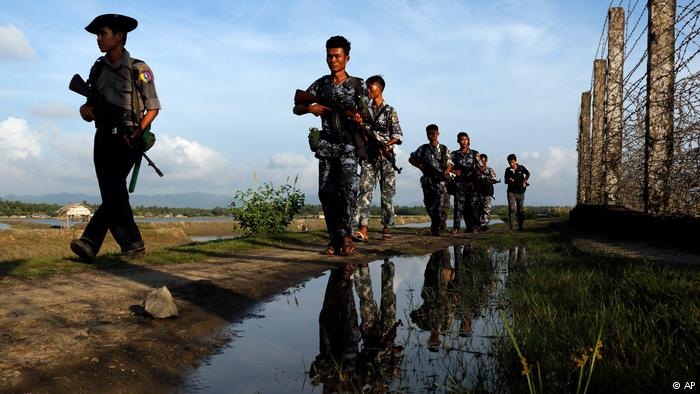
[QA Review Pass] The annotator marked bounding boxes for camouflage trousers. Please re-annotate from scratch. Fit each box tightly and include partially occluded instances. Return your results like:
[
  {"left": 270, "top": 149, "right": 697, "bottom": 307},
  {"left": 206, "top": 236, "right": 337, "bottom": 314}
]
[
  {"left": 355, "top": 157, "right": 396, "bottom": 227},
  {"left": 421, "top": 176, "right": 445, "bottom": 234},
  {"left": 440, "top": 192, "right": 451, "bottom": 231},
  {"left": 454, "top": 185, "right": 479, "bottom": 231},
  {"left": 318, "top": 154, "right": 359, "bottom": 244},
  {"left": 480, "top": 195, "right": 493, "bottom": 225}
]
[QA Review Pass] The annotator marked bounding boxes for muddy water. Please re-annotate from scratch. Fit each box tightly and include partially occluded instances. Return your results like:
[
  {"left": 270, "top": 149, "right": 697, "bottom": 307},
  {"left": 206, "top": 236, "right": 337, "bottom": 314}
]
[{"left": 186, "top": 245, "right": 525, "bottom": 393}]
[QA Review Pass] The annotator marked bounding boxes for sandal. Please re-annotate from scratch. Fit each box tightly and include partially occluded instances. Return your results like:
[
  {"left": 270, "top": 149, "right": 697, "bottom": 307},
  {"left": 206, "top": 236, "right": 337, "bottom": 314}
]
[
  {"left": 382, "top": 227, "right": 392, "bottom": 241},
  {"left": 353, "top": 226, "right": 369, "bottom": 242},
  {"left": 323, "top": 244, "right": 336, "bottom": 256},
  {"left": 339, "top": 236, "right": 357, "bottom": 255}
]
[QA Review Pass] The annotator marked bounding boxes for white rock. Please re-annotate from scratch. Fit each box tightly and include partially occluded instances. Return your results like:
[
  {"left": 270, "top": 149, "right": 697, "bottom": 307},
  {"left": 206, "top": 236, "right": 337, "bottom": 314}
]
[{"left": 143, "top": 286, "right": 178, "bottom": 319}]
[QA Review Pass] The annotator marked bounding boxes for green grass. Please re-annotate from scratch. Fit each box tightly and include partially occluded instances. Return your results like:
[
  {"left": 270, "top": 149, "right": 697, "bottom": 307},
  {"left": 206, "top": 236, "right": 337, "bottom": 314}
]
[
  {"left": 0, "top": 230, "right": 330, "bottom": 280},
  {"left": 484, "top": 223, "right": 700, "bottom": 393}
]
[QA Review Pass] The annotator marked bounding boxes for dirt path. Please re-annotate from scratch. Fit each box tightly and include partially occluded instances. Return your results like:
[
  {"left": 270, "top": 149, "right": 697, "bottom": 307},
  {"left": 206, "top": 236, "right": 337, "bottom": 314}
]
[
  {"left": 557, "top": 221, "right": 700, "bottom": 265},
  {"left": 0, "top": 229, "right": 474, "bottom": 393}
]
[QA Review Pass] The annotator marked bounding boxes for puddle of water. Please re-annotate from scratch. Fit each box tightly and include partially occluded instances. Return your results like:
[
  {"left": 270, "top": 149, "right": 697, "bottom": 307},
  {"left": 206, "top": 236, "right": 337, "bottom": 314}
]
[
  {"left": 0, "top": 223, "right": 9, "bottom": 230},
  {"left": 190, "top": 235, "right": 236, "bottom": 243},
  {"left": 187, "top": 245, "right": 522, "bottom": 393}
]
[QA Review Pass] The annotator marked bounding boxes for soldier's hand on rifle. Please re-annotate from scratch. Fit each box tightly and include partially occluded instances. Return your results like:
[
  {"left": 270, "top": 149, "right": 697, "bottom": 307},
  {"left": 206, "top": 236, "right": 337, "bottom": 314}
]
[
  {"left": 308, "top": 103, "right": 330, "bottom": 117},
  {"left": 79, "top": 104, "right": 95, "bottom": 122},
  {"left": 352, "top": 112, "right": 363, "bottom": 125},
  {"left": 122, "top": 127, "right": 143, "bottom": 150},
  {"left": 381, "top": 143, "right": 392, "bottom": 156}
]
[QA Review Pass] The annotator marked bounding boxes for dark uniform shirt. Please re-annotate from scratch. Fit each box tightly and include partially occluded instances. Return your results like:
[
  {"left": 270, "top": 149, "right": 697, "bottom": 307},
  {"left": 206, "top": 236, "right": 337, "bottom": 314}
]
[
  {"left": 451, "top": 149, "right": 480, "bottom": 186},
  {"left": 505, "top": 165, "right": 530, "bottom": 194},
  {"left": 306, "top": 74, "right": 370, "bottom": 159},
  {"left": 411, "top": 143, "right": 453, "bottom": 186},
  {"left": 477, "top": 165, "right": 498, "bottom": 196},
  {"left": 88, "top": 49, "right": 160, "bottom": 129}
]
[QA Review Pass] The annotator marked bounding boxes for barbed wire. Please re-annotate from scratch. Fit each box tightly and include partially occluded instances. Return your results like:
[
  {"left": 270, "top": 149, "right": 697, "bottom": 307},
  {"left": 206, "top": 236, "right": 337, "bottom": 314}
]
[{"left": 590, "top": 0, "right": 700, "bottom": 215}]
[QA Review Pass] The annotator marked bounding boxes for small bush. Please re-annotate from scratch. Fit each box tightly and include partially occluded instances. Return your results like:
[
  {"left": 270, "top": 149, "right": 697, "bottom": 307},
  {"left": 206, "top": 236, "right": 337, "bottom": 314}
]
[{"left": 230, "top": 181, "right": 305, "bottom": 235}]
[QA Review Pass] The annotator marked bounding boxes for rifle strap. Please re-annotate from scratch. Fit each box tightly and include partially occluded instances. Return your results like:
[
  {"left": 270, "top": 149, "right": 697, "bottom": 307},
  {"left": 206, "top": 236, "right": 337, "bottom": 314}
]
[{"left": 128, "top": 57, "right": 143, "bottom": 194}]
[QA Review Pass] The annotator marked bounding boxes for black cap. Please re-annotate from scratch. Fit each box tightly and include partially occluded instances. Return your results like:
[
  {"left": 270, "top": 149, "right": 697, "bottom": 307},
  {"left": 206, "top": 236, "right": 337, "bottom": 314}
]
[{"left": 85, "top": 14, "right": 138, "bottom": 34}]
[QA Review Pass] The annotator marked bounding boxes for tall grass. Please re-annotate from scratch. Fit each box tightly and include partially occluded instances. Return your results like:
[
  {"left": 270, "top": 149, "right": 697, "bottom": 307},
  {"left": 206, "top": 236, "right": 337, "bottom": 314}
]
[{"left": 493, "top": 229, "right": 699, "bottom": 393}]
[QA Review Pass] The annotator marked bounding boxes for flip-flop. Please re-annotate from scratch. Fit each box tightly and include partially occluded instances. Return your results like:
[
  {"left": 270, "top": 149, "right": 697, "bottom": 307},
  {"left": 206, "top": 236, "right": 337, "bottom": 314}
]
[
  {"left": 340, "top": 239, "right": 357, "bottom": 255},
  {"left": 323, "top": 244, "right": 336, "bottom": 256},
  {"left": 353, "top": 230, "right": 367, "bottom": 242}
]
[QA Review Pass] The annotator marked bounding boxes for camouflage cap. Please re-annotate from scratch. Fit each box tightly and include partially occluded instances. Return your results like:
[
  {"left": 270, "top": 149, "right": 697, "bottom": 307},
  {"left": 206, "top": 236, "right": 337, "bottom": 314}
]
[{"left": 85, "top": 14, "right": 138, "bottom": 34}]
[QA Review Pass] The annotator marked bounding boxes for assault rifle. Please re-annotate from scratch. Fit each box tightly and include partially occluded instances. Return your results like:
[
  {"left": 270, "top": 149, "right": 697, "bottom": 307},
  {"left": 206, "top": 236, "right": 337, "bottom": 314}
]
[
  {"left": 294, "top": 89, "right": 402, "bottom": 173},
  {"left": 69, "top": 74, "right": 163, "bottom": 179}
]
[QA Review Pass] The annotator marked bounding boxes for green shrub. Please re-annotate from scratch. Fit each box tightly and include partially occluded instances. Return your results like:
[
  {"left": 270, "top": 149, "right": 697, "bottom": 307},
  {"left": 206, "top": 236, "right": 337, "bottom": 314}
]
[{"left": 230, "top": 181, "right": 305, "bottom": 235}]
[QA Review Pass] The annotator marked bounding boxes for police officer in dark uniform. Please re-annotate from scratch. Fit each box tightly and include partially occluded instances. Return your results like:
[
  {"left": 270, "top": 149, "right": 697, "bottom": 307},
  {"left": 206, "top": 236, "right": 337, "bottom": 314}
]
[{"left": 70, "top": 14, "right": 161, "bottom": 262}]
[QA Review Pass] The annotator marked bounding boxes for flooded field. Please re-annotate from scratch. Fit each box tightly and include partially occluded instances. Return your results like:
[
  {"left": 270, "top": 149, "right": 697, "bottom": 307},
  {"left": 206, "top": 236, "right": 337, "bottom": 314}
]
[{"left": 187, "top": 245, "right": 524, "bottom": 393}]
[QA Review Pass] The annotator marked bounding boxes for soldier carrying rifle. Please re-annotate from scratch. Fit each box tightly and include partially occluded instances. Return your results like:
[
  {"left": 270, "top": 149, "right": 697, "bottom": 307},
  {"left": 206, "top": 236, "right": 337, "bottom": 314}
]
[
  {"left": 70, "top": 14, "right": 161, "bottom": 262},
  {"left": 353, "top": 75, "right": 403, "bottom": 242},
  {"left": 293, "top": 36, "right": 371, "bottom": 256}
]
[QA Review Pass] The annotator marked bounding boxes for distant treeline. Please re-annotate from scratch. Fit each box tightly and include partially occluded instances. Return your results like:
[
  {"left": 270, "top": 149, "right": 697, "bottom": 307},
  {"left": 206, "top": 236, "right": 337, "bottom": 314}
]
[
  {"left": 0, "top": 198, "right": 572, "bottom": 220},
  {"left": 0, "top": 199, "right": 229, "bottom": 217}
]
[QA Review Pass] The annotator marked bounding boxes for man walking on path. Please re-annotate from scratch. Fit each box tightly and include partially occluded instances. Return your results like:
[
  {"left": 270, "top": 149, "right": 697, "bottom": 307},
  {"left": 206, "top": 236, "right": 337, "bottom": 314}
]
[
  {"left": 354, "top": 75, "right": 403, "bottom": 241},
  {"left": 450, "top": 132, "right": 480, "bottom": 233},
  {"left": 476, "top": 153, "right": 499, "bottom": 231},
  {"left": 70, "top": 14, "right": 160, "bottom": 262},
  {"left": 409, "top": 125, "right": 453, "bottom": 236},
  {"left": 293, "top": 36, "right": 370, "bottom": 255},
  {"left": 504, "top": 153, "right": 530, "bottom": 231}
]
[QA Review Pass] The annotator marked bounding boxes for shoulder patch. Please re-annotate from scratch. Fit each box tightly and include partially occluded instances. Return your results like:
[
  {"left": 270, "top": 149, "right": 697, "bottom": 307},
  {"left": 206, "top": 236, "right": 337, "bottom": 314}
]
[{"left": 136, "top": 63, "right": 154, "bottom": 84}]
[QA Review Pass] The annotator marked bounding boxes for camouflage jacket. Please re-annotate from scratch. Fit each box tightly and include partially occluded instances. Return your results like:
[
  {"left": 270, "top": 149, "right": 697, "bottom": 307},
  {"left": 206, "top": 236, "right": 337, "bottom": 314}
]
[
  {"left": 307, "top": 74, "right": 370, "bottom": 159},
  {"left": 366, "top": 101, "right": 403, "bottom": 146},
  {"left": 411, "top": 143, "right": 453, "bottom": 181},
  {"left": 451, "top": 149, "right": 480, "bottom": 185}
]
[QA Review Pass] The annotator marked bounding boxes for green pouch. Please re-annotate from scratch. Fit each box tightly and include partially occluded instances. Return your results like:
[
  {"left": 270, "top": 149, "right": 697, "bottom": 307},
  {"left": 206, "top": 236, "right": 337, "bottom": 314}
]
[
  {"left": 308, "top": 127, "right": 320, "bottom": 152},
  {"left": 141, "top": 128, "right": 156, "bottom": 151}
]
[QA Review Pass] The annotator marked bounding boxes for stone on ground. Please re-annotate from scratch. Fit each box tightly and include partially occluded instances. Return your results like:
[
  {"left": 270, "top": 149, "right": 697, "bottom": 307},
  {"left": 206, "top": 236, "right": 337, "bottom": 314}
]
[{"left": 143, "top": 286, "right": 178, "bottom": 319}]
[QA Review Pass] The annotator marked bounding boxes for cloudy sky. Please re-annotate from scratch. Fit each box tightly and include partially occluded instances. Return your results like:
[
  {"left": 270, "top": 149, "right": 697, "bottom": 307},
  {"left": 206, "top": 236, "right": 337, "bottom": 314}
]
[{"left": 1, "top": 0, "right": 613, "bottom": 206}]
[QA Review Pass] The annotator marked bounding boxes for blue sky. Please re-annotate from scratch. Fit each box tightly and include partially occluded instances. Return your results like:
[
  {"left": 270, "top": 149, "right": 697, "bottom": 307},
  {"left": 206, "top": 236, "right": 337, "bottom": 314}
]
[{"left": 0, "top": 0, "right": 615, "bottom": 205}]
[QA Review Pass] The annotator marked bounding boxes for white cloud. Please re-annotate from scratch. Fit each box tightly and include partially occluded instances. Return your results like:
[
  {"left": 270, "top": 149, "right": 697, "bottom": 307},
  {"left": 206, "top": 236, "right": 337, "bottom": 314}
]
[
  {"left": 266, "top": 152, "right": 310, "bottom": 169},
  {"left": 0, "top": 117, "right": 41, "bottom": 163},
  {"left": 27, "top": 102, "right": 75, "bottom": 118},
  {"left": 148, "top": 135, "right": 231, "bottom": 181},
  {"left": 0, "top": 24, "right": 36, "bottom": 61},
  {"left": 515, "top": 147, "right": 577, "bottom": 205}
]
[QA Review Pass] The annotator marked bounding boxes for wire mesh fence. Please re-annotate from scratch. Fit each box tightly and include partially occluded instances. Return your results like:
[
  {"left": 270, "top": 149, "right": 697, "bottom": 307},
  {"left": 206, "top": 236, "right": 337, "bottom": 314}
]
[{"left": 587, "top": 0, "right": 700, "bottom": 217}]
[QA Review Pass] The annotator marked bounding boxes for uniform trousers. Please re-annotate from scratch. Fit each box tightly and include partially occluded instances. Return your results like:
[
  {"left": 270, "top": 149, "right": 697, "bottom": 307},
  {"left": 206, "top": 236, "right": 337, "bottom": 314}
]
[
  {"left": 81, "top": 130, "right": 144, "bottom": 253},
  {"left": 318, "top": 153, "right": 359, "bottom": 245},
  {"left": 453, "top": 183, "right": 480, "bottom": 231},
  {"left": 355, "top": 157, "right": 396, "bottom": 228},
  {"left": 420, "top": 176, "right": 444, "bottom": 234}
]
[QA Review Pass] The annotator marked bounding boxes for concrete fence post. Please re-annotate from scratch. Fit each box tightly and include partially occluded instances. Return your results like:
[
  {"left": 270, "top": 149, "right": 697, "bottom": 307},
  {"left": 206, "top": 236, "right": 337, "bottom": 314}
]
[
  {"left": 644, "top": 0, "right": 676, "bottom": 214},
  {"left": 577, "top": 91, "right": 592, "bottom": 205},
  {"left": 604, "top": 7, "right": 625, "bottom": 205},
  {"left": 590, "top": 59, "right": 607, "bottom": 204}
]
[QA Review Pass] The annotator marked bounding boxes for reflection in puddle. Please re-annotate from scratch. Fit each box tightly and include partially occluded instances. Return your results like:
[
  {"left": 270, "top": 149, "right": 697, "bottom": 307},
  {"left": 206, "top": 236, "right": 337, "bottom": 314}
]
[
  {"left": 187, "top": 245, "right": 523, "bottom": 393},
  {"left": 190, "top": 235, "right": 236, "bottom": 243}
]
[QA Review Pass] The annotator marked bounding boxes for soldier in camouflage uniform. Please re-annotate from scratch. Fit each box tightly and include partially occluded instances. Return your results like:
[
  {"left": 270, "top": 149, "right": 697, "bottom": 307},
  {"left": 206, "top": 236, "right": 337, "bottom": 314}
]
[
  {"left": 311, "top": 264, "right": 361, "bottom": 383},
  {"left": 293, "top": 36, "right": 370, "bottom": 255},
  {"left": 451, "top": 132, "right": 480, "bottom": 233},
  {"left": 409, "top": 125, "right": 453, "bottom": 236},
  {"left": 354, "top": 75, "right": 403, "bottom": 241},
  {"left": 477, "top": 153, "right": 499, "bottom": 230}
]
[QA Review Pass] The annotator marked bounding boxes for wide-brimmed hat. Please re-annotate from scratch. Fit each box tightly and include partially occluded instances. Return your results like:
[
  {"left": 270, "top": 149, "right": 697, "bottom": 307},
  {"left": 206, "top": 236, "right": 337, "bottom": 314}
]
[{"left": 85, "top": 14, "right": 138, "bottom": 34}]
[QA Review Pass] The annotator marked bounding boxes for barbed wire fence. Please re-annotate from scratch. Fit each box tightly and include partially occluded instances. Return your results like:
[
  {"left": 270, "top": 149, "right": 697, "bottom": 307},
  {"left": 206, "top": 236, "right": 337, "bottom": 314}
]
[{"left": 577, "top": 0, "right": 700, "bottom": 217}]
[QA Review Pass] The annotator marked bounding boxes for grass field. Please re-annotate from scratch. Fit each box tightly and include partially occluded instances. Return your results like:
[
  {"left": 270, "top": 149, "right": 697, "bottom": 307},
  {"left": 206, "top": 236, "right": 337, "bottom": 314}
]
[{"left": 482, "top": 227, "right": 699, "bottom": 393}]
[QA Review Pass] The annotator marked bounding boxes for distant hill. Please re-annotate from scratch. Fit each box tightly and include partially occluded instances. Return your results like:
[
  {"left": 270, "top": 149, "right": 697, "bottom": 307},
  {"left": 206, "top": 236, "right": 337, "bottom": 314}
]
[{"left": 3, "top": 192, "right": 233, "bottom": 209}]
